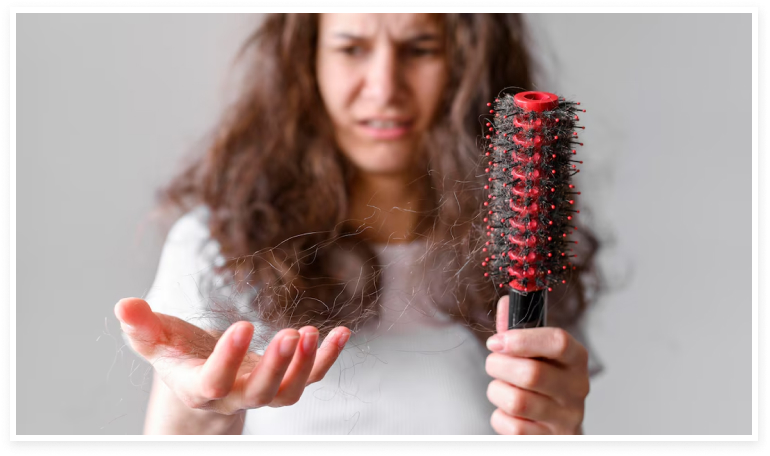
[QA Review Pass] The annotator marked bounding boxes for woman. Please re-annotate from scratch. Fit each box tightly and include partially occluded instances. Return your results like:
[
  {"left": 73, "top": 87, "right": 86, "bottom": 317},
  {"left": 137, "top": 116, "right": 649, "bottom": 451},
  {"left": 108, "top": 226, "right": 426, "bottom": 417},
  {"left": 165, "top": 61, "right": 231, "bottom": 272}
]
[{"left": 115, "top": 13, "right": 601, "bottom": 435}]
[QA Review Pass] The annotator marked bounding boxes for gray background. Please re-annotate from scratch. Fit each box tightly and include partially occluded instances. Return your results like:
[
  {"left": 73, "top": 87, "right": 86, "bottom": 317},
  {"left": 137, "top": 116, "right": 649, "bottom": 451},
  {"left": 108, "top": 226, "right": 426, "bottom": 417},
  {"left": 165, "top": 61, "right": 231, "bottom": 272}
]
[{"left": 15, "top": 13, "right": 752, "bottom": 435}]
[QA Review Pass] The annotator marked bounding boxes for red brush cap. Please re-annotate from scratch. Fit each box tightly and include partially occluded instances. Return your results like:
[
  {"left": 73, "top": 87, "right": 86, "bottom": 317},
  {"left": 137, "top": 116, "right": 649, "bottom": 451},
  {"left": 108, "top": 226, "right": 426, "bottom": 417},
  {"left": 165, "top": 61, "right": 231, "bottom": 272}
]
[{"left": 513, "top": 91, "right": 560, "bottom": 112}]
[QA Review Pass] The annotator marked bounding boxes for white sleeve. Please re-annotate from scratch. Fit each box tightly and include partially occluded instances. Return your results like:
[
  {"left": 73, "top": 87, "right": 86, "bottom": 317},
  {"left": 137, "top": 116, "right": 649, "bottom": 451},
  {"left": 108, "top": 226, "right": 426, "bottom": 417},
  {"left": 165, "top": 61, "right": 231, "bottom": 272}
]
[
  {"left": 142, "top": 205, "right": 232, "bottom": 332},
  {"left": 139, "top": 206, "right": 274, "bottom": 352},
  {"left": 119, "top": 206, "right": 274, "bottom": 361}
]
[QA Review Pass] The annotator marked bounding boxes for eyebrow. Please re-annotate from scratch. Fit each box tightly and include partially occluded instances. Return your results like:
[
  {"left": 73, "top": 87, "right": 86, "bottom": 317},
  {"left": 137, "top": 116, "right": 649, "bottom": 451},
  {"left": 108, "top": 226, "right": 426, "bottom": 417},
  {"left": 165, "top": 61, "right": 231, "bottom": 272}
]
[{"left": 331, "top": 32, "right": 440, "bottom": 43}]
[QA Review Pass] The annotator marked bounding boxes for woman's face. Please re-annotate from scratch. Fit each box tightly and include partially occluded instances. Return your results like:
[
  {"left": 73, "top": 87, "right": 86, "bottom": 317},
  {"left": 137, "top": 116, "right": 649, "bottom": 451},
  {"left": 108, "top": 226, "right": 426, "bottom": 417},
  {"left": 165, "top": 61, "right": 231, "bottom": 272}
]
[{"left": 316, "top": 14, "right": 448, "bottom": 177}]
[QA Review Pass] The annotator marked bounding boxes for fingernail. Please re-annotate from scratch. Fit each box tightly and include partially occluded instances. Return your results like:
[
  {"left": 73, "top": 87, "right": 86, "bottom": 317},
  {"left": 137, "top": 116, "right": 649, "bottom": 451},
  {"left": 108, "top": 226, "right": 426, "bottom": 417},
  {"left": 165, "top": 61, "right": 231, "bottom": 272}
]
[
  {"left": 279, "top": 334, "right": 300, "bottom": 357},
  {"left": 486, "top": 335, "right": 504, "bottom": 352},
  {"left": 302, "top": 330, "right": 319, "bottom": 354},
  {"left": 337, "top": 330, "right": 350, "bottom": 349},
  {"left": 232, "top": 325, "right": 250, "bottom": 349}
]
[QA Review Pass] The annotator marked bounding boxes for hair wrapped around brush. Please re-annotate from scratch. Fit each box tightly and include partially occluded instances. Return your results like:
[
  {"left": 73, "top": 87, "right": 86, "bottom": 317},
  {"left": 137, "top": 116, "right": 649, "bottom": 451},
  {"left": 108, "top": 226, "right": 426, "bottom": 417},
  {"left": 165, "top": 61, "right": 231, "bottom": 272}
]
[{"left": 480, "top": 90, "right": 586, "bottom": 328}]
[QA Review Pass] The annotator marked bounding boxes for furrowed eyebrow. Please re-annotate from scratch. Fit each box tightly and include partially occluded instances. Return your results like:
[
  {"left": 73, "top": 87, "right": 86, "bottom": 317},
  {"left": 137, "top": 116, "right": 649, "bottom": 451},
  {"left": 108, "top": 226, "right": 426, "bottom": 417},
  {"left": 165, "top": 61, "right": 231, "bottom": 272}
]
[
  {"left": 405, "top": 33, "right": 440, "bottom": 43},
  {"left": 332, "top": 33, "right": 364, "bottom": 41},
  {"left": 331, "top": 32, "right": 441, "bottom": 43}
]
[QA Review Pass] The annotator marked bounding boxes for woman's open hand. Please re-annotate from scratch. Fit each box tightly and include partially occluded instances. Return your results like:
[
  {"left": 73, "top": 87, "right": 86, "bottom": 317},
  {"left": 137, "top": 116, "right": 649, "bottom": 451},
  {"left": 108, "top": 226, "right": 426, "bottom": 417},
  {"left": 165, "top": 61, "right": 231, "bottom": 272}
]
[
  {"left": 485, "top": 295, "right": 590, "bottom": 435},
  {"left": 114, "top": 297, "right": 350, "bottom": 415}
]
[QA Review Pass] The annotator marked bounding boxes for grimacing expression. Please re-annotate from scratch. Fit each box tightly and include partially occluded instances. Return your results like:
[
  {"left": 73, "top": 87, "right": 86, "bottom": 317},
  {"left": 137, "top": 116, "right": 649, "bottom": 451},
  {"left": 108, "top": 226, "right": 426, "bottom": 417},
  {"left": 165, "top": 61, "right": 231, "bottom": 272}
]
[{"left": 316, "top": 14, "right": 448, "bottom": 176}]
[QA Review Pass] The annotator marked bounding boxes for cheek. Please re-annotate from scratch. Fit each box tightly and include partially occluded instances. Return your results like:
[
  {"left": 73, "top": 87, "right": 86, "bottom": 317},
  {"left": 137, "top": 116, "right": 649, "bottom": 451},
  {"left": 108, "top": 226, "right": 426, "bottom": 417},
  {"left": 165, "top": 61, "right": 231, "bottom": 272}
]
[
  {"left": 317, "top": 62, "right": 353, "bottom": 122},
  {"left": 414, "top": 64, "right": 448, "bottom": 126}
]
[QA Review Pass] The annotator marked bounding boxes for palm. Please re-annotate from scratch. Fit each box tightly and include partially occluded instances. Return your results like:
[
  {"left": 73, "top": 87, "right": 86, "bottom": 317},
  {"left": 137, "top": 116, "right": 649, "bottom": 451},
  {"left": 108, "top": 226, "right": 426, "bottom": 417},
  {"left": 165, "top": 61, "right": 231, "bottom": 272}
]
[{"left": 115, "top": 297, "right": 350, "bottom": 414}]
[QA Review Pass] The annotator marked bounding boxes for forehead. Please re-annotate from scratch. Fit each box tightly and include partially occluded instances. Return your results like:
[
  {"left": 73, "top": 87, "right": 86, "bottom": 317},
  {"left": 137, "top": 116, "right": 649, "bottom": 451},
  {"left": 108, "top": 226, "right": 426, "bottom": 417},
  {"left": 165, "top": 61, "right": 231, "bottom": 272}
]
[{"left": 318, "top": 13, "right": 442, "bottom": 37}]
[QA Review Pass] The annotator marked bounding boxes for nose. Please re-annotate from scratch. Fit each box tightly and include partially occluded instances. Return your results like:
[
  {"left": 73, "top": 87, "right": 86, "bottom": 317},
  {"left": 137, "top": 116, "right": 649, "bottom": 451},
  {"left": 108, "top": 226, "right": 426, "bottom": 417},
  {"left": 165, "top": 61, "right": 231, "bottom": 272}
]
[{"left": 362, "top": 46, "right": 403, "bottom": 106}]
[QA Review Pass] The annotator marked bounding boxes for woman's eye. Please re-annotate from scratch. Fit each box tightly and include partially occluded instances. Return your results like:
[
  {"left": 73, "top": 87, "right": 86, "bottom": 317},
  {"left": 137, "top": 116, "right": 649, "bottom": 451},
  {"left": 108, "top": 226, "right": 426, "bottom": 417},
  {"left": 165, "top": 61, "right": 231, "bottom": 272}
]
[
  {"left": 406, "top": 47, "right": 438, "bottom": 57},
  {"left": 340, "top": 46, "right": 364, "bottom": 56},
  {"left": 336, "top": 45, "right": 438, "bottom": 58}
]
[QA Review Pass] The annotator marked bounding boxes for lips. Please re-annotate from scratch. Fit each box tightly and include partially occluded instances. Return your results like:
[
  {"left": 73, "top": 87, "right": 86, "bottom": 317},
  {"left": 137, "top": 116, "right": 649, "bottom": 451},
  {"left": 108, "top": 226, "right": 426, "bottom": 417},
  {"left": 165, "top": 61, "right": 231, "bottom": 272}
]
[
  {"left": 357, "top": 118, "right": 414, "bottom": 140},
  {"left": 362, "top": 118, "right": 411, "bottom": 126}
]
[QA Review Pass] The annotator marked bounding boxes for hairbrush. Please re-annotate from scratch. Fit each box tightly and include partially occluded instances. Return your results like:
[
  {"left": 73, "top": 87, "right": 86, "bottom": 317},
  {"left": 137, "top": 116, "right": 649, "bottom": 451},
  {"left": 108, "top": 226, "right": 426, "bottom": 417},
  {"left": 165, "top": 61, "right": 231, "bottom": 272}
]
[{"left": 481, "top": 91, "right": 585, "bottom": 329}]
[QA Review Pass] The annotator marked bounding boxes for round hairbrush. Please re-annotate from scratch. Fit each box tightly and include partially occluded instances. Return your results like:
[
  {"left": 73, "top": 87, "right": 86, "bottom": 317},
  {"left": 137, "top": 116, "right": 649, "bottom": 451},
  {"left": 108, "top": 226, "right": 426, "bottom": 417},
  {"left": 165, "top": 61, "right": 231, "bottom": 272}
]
[{"left": 481, "top": 91, "right": 585, "bottom": 329}]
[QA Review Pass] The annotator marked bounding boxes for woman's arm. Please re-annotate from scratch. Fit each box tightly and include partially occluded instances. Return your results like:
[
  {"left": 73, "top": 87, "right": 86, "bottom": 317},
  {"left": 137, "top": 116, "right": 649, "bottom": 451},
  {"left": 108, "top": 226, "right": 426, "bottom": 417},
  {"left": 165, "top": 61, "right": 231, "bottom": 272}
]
[{"left": 143, "top": 373, "right": 246, "bottom": 435}]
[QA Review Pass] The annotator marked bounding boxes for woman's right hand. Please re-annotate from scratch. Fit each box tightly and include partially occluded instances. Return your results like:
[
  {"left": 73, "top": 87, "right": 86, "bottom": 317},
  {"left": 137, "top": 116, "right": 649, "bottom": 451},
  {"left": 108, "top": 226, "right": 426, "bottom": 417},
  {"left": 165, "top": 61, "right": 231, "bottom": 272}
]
[{"left": 114, "top": 297, "right": 350, "bottom": 415}]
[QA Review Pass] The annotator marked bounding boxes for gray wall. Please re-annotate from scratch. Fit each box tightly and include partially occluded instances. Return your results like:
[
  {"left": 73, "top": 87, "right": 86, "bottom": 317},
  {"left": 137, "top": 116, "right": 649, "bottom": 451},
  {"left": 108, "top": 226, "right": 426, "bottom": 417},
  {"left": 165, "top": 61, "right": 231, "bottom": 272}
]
[
  {"left": 15, "top": 13, "right": 752, "bottom": 435},
  {"left": 526, "top": 13, "right": 752, "bottom": 435}
]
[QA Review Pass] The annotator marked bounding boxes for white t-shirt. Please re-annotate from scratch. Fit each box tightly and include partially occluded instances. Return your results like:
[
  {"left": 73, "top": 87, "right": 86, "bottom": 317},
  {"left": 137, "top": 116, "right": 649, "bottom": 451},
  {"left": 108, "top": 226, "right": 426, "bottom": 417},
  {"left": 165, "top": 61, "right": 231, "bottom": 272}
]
[{"left": 139, "top": 205, "right": 602, "bottom": 435}]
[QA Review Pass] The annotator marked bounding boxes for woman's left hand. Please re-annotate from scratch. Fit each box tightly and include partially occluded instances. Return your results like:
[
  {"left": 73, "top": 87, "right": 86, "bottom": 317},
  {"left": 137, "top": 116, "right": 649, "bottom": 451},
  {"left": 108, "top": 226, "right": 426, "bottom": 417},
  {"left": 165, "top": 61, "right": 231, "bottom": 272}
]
[{"left": 485, "top": 295, "right": 590, "bottom": 435}]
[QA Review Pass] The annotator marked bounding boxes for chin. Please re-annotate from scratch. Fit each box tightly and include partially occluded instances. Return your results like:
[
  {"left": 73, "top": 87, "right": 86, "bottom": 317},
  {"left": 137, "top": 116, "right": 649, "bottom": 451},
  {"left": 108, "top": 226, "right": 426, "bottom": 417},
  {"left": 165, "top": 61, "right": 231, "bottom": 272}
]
[
  {"left": 354, "top": 161, "right": 412, "bottom": 176},
  {"left": 345, "top": 146, "right": 416, "bottom": 176}
]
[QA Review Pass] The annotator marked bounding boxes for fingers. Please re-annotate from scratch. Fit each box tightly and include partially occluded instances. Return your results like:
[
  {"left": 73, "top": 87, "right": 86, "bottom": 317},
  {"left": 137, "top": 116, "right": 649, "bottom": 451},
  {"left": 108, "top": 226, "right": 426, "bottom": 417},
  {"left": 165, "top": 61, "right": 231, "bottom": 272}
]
[
  {"left": 197, "top": 322, "right": 254, "bottom": 400},
  {"left": 493, "top": 295, "right": 588, "bottom": 367},
  {"left": 488, "top": 321, "right": 588, "bottom": 368},
  {"left": 114, "top": 298, "right": 167, "bottom": 356},
  {"left": 117, "top": 297, "right": 353, "bottom": 415},
  {"left": 238, "top": 329, "right": 300, "bottom": 408},
  {"left": 490, "top": 408, "right": 552, "bottom": 435},
  {"left": 486, "top": 379, "right": 564, "bottom": 424},
  {"left": 306, "top": 327, "right": 351, "bottom": 385},
  {"left": 485, "top": 353, "right": 567, "bottom": 399},
  {"left": 230, "top": 326, "right": 350, "bottom": 411},
  {"left": 271, "top": 326, "right": 319, "bottom": 406},
  {"left": 272, "top": 326, "right": 353, "bottom": 405}
]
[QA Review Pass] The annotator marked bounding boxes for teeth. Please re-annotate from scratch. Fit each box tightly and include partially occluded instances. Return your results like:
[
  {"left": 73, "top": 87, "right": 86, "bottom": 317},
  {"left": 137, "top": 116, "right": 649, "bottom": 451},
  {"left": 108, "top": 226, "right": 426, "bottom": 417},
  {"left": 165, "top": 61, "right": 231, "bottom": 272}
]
[{"left": 367, "top": 120, "right": 402, "bottom": 128}]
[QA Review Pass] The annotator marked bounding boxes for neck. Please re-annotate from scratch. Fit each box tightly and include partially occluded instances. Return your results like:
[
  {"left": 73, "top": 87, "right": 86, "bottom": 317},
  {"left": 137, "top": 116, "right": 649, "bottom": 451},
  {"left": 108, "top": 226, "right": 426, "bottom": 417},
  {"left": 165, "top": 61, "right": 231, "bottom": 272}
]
[{"left": 348, "top": 171, "right": 428, "bottom": 244}]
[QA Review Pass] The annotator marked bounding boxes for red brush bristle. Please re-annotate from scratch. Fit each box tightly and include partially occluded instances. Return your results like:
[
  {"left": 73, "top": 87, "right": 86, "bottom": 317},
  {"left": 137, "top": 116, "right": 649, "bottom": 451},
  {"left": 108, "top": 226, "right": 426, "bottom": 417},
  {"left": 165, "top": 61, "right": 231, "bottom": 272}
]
[{"left": 481, "top": 91, "right": 584, "bottom": 295}]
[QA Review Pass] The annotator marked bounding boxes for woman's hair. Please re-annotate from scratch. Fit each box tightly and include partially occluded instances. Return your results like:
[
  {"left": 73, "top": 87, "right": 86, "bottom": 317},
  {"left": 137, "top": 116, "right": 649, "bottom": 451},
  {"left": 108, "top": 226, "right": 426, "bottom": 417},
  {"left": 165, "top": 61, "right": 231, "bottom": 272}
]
[{"left": 154, "top": 13, "right": 602, "bottom": 342}]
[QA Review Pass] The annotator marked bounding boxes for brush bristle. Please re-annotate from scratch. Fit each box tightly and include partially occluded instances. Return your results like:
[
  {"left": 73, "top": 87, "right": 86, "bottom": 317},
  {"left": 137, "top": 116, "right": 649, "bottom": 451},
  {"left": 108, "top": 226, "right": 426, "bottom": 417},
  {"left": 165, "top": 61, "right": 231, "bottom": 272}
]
[{"left": 480, "top": 91, "right": 585, "bottom": 294}]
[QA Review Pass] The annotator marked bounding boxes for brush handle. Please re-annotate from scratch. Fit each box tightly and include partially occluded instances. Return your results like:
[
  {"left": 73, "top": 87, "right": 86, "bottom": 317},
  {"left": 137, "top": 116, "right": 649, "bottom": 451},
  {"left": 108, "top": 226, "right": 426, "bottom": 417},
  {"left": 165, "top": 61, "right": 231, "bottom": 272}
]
[{"left": 508, "top": 290, "right": 546, "bottom": 329}]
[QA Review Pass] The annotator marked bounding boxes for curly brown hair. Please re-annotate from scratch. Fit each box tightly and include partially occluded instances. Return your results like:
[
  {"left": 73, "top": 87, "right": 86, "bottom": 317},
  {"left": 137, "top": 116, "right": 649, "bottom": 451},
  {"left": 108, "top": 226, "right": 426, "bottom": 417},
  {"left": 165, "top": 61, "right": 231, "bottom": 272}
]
[{"left": 152, "top": 13, "right": 601, "bottom": 343}]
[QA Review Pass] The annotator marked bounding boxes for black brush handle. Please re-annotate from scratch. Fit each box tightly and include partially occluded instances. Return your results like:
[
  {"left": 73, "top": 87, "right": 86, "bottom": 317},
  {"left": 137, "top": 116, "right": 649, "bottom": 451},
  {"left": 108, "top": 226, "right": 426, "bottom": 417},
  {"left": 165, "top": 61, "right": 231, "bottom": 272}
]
[{"left": 508, "top": 289, "right": 546, "bottom": 329}]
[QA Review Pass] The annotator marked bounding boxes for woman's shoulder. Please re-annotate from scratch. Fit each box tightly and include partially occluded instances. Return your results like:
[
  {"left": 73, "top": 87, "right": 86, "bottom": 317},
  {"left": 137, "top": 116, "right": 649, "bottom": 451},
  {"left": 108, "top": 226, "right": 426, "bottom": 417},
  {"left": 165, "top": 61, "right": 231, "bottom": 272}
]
[
  {"left": 144, "top": 204, "right": 236, "bottom": 331},
  {"left": 125, "top": 205, "right": 274, "bottom": 357},
  {"left": 165, "top": 204, "right": 213, "bottom": 246}
]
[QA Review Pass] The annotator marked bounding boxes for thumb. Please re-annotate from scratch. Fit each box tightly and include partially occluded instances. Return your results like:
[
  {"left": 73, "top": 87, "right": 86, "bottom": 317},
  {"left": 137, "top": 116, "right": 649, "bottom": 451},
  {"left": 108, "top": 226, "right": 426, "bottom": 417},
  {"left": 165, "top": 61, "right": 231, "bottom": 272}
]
[{"left": 495, "top": 295, "right": 509, "bottom": 335}]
